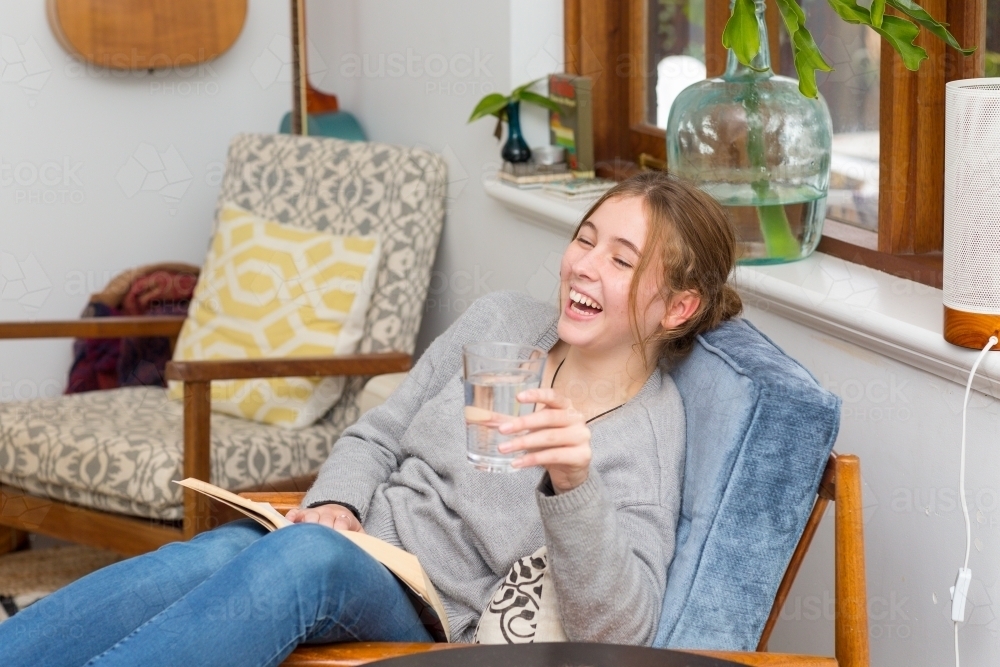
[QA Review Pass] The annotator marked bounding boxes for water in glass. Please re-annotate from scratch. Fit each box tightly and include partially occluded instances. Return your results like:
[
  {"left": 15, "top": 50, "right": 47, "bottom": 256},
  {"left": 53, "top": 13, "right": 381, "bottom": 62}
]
[{"left": 463, "top": 343, "right": 545, "bottom": 472}]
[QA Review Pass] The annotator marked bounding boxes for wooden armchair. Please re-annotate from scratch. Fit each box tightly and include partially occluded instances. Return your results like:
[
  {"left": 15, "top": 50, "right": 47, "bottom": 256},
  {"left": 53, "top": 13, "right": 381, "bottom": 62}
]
[
  {"left": 0, "top": 132, "right": 447, "bottom": 557},
  {"left": 241, "top": 453, "right": 869, "bottom": 667},
  {"left": 0, "top": 317, "right": 410, "bottom": 554}
]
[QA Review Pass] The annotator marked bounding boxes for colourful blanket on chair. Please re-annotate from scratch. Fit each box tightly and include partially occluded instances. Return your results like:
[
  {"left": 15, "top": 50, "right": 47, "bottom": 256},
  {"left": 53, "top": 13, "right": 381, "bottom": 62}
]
[{"left": 66, "top": 265, "right": 198, "bottom": 394}]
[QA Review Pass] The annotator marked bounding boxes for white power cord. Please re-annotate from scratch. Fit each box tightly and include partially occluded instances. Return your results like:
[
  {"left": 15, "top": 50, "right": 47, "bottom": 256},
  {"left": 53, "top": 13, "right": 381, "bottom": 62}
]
[{"left": 953, "top": 335, "right": 998, "bottom": 667}]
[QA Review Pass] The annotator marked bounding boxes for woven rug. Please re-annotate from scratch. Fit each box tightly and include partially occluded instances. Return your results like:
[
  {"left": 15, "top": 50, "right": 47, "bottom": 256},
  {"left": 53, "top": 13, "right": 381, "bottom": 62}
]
[{"left": 0, "top": 546, "right": 121, "bottom": 622}]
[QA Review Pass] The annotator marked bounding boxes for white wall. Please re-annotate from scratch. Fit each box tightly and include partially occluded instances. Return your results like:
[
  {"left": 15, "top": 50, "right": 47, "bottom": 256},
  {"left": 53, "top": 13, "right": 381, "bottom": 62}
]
[
  {"left": 0, "top": 0, "right": 294, "bottom": 398},
  {"left": 307, "top": 0, "right": 568, "bottom": 355},
  {"left": 751, "top": 303, "right": 1000, "bottom": 667}
]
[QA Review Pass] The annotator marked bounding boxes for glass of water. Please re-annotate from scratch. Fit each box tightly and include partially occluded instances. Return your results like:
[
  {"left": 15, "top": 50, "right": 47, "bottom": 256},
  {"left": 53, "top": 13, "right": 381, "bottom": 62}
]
[{"left": 463, "top": 342, "right": 547, "bottom": 472}]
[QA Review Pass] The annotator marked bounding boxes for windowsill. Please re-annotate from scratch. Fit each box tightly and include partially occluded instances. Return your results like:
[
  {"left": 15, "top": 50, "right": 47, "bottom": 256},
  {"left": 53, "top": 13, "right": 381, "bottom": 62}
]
[
  {"left": 482, "top": 176, "right": 596, "bottom": 234},
  {"left": 484, "top": 176, "right": 1000, "bottom": 395},
  {"left": 822, "top": 218, "right": 877, "bottom": 251}
]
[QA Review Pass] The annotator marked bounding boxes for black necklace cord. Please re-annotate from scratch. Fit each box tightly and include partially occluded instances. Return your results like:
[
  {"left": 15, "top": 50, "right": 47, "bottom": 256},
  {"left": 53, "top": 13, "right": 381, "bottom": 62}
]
[{"left": 549, "top": 357, "right": 625, "bottom": 424}]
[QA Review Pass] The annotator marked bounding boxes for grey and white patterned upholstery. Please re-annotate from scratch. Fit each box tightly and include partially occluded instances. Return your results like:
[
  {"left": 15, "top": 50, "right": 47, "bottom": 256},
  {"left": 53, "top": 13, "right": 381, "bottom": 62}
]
[
  {"left": 0, "top": 134, "right": 447, "bottom": 520},
  {"left": 0, "top": 388, "right": 340, "bottom": 520}
]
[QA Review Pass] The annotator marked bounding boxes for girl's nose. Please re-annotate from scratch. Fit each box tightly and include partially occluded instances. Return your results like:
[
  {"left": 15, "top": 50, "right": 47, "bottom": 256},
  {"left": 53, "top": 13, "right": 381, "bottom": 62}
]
[{"left": 570, "top": 249, "right": 599, "bottom": 280}]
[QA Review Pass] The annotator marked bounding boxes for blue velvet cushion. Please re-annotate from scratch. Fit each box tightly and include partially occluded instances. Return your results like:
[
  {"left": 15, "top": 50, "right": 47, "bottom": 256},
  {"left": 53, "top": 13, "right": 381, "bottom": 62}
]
[{"left": 654, "top": 318, "right": 841, "bottom": 650}]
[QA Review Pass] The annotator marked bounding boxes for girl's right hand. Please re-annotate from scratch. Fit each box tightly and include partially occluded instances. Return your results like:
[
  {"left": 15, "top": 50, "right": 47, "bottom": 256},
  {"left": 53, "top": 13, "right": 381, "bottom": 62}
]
[{"left": 286, "top": 504, "right": 365, "bottom": 533}]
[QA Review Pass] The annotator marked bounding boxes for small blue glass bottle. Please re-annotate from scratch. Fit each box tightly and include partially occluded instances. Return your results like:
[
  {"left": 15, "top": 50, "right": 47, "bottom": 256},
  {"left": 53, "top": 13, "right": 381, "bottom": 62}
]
[
  {"left": 501, "top": 101, "right": 532, "bottom": 163},
  {"left": 666, "top": 0, "right": 832, "bottom": 264}
]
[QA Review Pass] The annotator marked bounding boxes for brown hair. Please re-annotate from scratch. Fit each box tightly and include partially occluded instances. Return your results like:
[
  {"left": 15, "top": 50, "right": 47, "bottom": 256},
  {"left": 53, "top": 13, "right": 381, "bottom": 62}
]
[{"left": 575, "top": 171, "right": 742, "bottom": 366}]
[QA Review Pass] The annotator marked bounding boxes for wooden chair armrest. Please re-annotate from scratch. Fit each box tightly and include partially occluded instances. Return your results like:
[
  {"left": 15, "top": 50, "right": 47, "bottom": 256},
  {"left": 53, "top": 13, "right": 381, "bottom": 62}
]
[
  {"left": 0, "top": 316, "right": 186, "bottom": 340},
  {"left": 684, "top": 651, "right": 838, "bottom": 666},
  {"left": 239, "top": 492, "right": 307, "bottom": 514},
  {"left": 279, "top": 643, "right": 836, "bottom": 667},
  {"left": 283, "top": 643, "right": 462, "bottom": 666},
  {"left": 165, "top": 352, "right": 411, "bottom": 382},
  {"left": 177, "top": 354, "right": 409, "bottom": 539}
]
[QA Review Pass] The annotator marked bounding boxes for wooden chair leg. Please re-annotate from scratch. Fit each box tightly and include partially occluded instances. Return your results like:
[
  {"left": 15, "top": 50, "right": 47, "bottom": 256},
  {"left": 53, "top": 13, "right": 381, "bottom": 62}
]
[
  {"left": 0, "top": 525, "right": 30, "bottom": 555},
  {"left": 182, "top": 380, "right": 214, "bottom": 540},
  {"left": 835, "top": 455, "right": 870, "bottom": 667}
]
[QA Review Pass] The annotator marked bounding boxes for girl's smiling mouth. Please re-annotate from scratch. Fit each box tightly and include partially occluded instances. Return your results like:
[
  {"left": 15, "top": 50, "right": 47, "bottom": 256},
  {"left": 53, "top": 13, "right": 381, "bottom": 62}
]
[{"left": 568, "top": 287, "right": 603, "bottom": 317}]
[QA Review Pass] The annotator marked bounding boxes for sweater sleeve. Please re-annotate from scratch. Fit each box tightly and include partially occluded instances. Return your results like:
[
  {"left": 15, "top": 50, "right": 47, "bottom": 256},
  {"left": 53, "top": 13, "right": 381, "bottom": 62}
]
[
  {"left": 300, "top": 292, "right": 535, "bottom": 518},
  {"left": 535, "top": 397, "right": 684, "bottom": 645},
  {"left": 301, "top": 316, "right": 460, "bottom": 519}
]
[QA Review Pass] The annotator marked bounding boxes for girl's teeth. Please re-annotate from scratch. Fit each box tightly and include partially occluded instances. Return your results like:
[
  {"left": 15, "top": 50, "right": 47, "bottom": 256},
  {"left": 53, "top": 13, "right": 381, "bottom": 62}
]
[{"left": 570, "top": 289, "right": 601, "bottom": 310}]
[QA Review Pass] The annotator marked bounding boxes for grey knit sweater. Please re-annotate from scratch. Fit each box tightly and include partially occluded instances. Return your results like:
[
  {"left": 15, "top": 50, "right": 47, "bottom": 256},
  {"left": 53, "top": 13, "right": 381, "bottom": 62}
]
[{"left": 302, "top": 291, "right": 685, "bottom": 644}]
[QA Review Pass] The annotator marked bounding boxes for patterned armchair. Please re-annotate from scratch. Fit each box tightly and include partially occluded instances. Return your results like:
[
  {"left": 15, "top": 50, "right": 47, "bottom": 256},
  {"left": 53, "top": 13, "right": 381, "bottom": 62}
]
[{"left": 0, "top": 133, "right": 447, "bottom": 556}]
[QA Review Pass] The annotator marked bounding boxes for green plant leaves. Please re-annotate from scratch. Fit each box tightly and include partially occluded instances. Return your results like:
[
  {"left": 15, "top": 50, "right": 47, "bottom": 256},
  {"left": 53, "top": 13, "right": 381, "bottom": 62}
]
[
  {"left": 885, "top": 0, "right": 976, "bottom": 55},
  {"left": 825, "top": 0, "right": 875, "bottom": 24},
  {"left": 774, "top": 0, "right": 833, "bottom": 98},
  {"left": 870, "top": 0, "right": 886, "bottom": 27},
  {"left": 468, "top": 93, "right": 509, "bottom": 123},
  {"left": 468, "top": 79, "right": 563, "bottom": 124},
  {"left": 517, "top": 90, "right": 564, "bottom": 114},
  {"left": 826, "top": 0, "right": 926, "bottom": 69},
  {"left": 511, "top": 77, "right": 545, "bottom": 98},
  {"left": 723, "top": 0, "right": 762, "bottom": 68},
  {"left": 744, "top": 0, "right": 976, "bottom": 99},
  {"left": 825, "top": 0, "right": 973, "bottom": 69},
  {"left": 724, "top": 0, "right": 922, "bottom": 95},
  {"left": 875, "top": 15, "right": 926, "bottom": 69}
]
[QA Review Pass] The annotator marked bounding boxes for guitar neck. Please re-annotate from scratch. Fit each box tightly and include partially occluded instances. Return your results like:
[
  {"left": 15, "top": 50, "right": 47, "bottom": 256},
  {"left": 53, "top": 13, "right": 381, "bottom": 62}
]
[{"left": 289, "top": 0, "right": 308, "bottom": 135}]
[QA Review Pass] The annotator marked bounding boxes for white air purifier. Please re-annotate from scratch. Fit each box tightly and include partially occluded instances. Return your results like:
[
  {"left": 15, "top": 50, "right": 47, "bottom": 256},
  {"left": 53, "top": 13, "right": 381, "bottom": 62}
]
[{"left": 944, "top": 78, "right": 1000, "bottom": 349}]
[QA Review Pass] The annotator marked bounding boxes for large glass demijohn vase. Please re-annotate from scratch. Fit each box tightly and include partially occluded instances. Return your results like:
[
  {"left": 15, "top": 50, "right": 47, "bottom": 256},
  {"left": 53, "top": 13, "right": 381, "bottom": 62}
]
[{"left": 666, "top": 0, "right": 832, "bottom": 264}]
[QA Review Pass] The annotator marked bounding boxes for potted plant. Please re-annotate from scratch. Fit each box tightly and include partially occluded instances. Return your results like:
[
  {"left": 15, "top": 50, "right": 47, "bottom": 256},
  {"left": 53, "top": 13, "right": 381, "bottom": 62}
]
[
  {"left": 468, "top": 79, "right": 563, "bottom": 163},
  {"left": 667, "top": 0, "right": 974, "bottom": 264}
]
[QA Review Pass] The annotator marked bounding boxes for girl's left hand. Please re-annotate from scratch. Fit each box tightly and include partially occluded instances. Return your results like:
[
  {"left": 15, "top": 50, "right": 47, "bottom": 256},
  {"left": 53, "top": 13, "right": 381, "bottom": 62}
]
[{"left": 497, "top": 387, "right": 592, "bottom": 493}]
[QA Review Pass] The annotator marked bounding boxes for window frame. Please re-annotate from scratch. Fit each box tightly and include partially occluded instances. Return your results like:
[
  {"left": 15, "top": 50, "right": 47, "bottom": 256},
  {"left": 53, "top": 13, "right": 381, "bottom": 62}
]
[{"left": 563, "top": 0, "right": 988, "bottom": 288}]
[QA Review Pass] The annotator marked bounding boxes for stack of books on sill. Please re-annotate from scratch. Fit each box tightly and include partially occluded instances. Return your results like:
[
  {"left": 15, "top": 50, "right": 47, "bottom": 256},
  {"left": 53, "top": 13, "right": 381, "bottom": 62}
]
[
  {"left": 496, "top": 162, "right": 614, "bottom": 201},
  {"left": 496, "top": 161, "right": 573, "bottom": 188},
  {"left": 541, "top": 178, "right": 615, "bottom": 201}
]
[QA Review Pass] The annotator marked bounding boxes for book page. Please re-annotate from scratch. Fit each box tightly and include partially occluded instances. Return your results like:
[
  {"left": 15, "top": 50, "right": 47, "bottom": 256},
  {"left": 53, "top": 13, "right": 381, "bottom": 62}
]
[
  {"left": 173, "top": 478, "right": 451, "bottom": 641},
  {"left": 174, "top": 478, "right": 291, "bottom": 530}
]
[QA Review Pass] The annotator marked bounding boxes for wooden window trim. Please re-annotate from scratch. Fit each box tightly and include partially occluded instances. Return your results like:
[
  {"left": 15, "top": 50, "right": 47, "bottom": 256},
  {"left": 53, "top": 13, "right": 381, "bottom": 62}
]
[{"left": 564, "top": 0, "right": 988, "bottom": 289}]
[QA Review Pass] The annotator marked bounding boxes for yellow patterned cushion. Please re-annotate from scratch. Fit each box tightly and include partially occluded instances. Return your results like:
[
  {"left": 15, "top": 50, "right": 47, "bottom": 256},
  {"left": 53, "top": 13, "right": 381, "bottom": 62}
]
[{"left": 169, "top": 203, "right": 381, "bottom": 429}]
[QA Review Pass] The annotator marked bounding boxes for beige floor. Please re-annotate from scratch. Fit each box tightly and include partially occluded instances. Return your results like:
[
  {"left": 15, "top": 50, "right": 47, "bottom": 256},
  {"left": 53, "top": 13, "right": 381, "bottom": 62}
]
[{"left": 0, "top": 535, "right": 121, "bottom": 620}]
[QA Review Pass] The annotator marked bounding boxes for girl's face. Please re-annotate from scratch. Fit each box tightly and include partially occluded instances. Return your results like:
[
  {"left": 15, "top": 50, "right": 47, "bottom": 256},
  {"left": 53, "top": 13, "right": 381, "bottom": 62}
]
[{"left": 557, "top": 196, "right": 667, "bottom": 356}]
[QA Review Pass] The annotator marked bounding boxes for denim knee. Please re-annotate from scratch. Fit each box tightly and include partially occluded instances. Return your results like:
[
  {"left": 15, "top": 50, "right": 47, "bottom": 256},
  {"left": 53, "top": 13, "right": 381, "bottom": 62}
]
[
  {"left": 156, "top": 518, "right": 267, "bottom": 571},
  {"left": 264, "top": 523, "right": 361, "bottom": 581}
]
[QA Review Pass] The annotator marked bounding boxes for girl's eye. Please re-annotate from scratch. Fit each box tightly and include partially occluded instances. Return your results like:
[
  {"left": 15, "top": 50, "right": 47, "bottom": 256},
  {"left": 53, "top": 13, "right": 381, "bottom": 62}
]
[
  {"left": 614, "top": 258, "right": 633, "bottom": 269},
  {"left": 577, "top": 237, "right": 594, "bottom": 247}
]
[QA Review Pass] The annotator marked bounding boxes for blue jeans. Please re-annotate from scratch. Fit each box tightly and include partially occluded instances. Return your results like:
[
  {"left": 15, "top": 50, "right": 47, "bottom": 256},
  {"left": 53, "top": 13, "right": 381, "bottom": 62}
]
[{"left": 0, "top": 520, "right": 433, "bottom": 667}]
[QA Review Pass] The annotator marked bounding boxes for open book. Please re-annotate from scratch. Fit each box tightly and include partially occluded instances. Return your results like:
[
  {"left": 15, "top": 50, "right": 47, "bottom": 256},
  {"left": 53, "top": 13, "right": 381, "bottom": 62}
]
[{"left": 173, "top": 478, "right": 451, "bottom": 641}]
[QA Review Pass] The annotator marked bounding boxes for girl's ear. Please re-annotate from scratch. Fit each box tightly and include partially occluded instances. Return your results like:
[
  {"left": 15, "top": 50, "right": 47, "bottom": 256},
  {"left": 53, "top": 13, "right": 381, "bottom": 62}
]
[{"left": 660, "top": 290, "right": 700, "bottom": 331}]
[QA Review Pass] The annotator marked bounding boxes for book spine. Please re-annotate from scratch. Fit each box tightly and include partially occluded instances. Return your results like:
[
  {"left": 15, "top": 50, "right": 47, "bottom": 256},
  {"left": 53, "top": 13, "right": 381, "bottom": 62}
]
[
  {"left": 549, "top": 73, "right": 579, "bottom": 170},
  {"left": 548, "top": 73, "right": 557, "bottom": 150},
  {"left": 497, "top": 172, "right": 574, "bottom": 185},
  {"left": 575, "top": 76, "right": 594, "bottom": 175}
]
